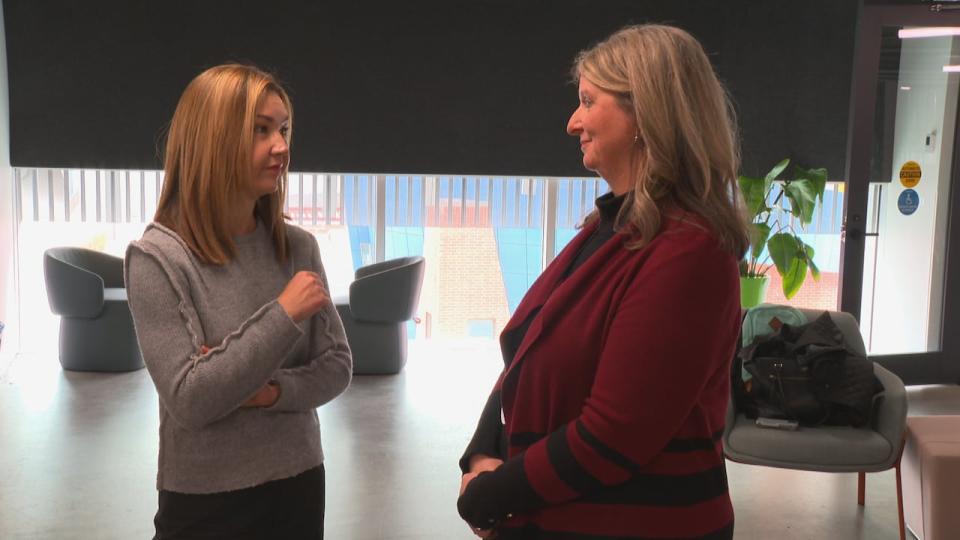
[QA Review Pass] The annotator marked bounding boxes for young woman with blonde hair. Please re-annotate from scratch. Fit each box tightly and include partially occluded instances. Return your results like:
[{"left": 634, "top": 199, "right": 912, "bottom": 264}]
[
  {"left": 126, "top": 64, "right": 351, "bottom": 540},
  {"left": 457, "top": 25, "right": 749, "bottom": 539}
]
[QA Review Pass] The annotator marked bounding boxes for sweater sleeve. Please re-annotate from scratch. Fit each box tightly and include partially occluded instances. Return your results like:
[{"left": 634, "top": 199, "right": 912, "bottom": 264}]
[
  {"left": 268, "top": 238, "right": 353, "bottom": 412},
  {"left": 458, "top": 234, "right": 739, "bottom": 528},
  {"left": 125, "top": 245, "right": 304, "bottom": 431},
  {"left": 459, "top": 388, "right": 506, "bottom": 474}
]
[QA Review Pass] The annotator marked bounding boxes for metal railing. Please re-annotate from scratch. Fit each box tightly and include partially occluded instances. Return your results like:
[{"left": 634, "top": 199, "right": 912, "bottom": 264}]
[
  {"left": 16, "top": 168, "right": 164, "bottom": 224},
  {"left": 14, "top": 166, "right": 843, "bottom": 239}
]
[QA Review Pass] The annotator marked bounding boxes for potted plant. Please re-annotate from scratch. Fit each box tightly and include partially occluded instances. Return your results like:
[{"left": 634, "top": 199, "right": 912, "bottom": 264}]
[{"left": 738, "top": 158, "right": 828, "bottom": 307}]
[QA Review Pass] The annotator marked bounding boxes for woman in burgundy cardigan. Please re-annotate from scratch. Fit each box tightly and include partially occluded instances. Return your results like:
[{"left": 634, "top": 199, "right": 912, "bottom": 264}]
[{"left": 457, "top": 24, "right": 751, "bottom": 540}]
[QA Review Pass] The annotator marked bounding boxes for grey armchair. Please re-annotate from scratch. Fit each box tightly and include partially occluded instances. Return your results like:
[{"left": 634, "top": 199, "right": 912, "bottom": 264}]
[
  {"left": 723, "top": 308, "right": 907, "bottom": 540},
  {"left": 43, "top": 247, "right": 144, "bottom": 372},
  {"left": 335, "top": 256, "right": 425, "bottom": 375}
]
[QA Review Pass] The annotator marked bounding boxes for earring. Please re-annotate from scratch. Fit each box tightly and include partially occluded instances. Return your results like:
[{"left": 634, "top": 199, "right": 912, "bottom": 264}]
[{"left": 634, "top": 132, "right": 640, "bottom": 145}]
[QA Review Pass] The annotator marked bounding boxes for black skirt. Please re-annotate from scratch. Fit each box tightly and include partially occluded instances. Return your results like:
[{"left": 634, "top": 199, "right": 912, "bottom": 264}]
[{"left": 153, "top": 465, "right": 325, "bottom": 540}]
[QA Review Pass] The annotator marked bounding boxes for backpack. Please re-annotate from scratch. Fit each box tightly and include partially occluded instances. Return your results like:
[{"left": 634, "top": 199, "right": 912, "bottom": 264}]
[
  {"left": 734, "top": 311, "right": 884, "bottom": 427},
  {"left": 741, "top": 303, "right": 807, "bottom": 347},
  {"left": 738, "top": 304, "right": 807, "bottom": 384}
]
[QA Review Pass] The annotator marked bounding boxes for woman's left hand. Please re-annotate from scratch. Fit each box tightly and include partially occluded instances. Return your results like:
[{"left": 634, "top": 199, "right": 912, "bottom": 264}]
[
  {"left": 197, "top": 345, "right": 281, "bottom": 408},
  {"left": 242, "top": 382, "right": 280, "bottom": 407}
]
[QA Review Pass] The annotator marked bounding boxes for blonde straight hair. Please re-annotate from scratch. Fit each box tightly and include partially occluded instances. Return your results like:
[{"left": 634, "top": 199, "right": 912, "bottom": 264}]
[
  {"left": 155, "top": 64, "right": 292, "bottom": 265},
  {"left": 574, "top": 24, "right": 750, "bottom": 256}
]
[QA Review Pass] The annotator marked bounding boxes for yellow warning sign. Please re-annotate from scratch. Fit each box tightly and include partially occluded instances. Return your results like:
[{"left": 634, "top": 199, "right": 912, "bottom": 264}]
[{"left": 900, "top": 161, "right": 921, "bottom": 188}]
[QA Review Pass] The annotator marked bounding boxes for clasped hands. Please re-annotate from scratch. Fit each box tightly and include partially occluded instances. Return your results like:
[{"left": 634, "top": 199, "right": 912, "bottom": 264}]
[{"left": 460, "top": 454, "right": 504, "bottom": 538}]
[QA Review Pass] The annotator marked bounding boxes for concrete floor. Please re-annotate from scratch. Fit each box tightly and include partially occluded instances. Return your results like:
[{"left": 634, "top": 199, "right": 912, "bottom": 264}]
[{"left": 1, "top": 341, "right": 957, "bottom": 539}]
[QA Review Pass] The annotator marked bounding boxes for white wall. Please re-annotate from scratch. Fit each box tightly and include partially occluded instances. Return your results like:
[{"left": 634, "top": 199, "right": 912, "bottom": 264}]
[
  {"left": 0, "top": 0, "right": 16, "bottom": 353},
  {"left": 867, "top": 36, "right": 959, "bottom": 354}
]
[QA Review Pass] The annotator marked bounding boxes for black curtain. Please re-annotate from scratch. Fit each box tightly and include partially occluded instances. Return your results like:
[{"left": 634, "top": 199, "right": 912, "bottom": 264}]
[{"left": 3, "top": 0, "right": 857, "bottom": 178}]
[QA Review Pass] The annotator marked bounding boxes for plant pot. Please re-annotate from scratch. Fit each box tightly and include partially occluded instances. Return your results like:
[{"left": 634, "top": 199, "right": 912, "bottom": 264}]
[{"left": 740, "top": 275, "right": 770, "bottom": 309}]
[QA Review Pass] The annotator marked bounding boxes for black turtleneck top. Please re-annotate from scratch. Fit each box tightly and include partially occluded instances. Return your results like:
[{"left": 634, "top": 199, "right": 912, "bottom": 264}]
[{"left": 560, "top": 190, "right": 627, "bottom": 279}]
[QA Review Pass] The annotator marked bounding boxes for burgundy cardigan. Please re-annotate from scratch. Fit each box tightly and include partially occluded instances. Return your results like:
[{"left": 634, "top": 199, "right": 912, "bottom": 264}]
[{"left": 458, "top": 214, "right": 741, "bottom": 540}]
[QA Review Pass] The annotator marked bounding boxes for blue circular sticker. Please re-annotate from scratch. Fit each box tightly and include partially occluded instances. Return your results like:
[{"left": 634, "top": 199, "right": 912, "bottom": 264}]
[{"left": 898, "top": 189, "right": 920, "bottom": 216}]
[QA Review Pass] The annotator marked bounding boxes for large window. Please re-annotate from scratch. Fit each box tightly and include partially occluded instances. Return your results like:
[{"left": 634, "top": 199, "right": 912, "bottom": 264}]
[
  {"left": 10, "top": 166, "right": 850, "bottom": 355},
  {"left": 9, "top": 167, "right": 846, "bottom": 353},
  {"left": 10, "top": 168, "right": 601, "bottom": 352},
  {"left": 385, "top": 176, "right": 546, "bottom": 339},
  {"left": 284, "top": 173, "right": 359, "bottom": 296}
]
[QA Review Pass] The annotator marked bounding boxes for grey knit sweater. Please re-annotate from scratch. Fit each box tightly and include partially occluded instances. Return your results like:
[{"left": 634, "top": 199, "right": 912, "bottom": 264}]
[{"left": 125, "top": 220, "right": 352, "bottom": 494}]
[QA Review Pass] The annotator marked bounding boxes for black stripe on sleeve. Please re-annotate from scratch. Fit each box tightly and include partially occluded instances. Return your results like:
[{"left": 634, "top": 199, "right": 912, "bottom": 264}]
[
  {"left": 661, "top": 429, "right": 724, "bottom": 453},
  {"left": 575, "top": 420, "right": 640, "bottom": 474},
  {"left": 545, "top": 426, "right": 606, "bottom": 495},
  {"left": 579, "top": 464, "right": 730, "bottom": 507},
  {"left": 510, "top": 431, "right": 546, "bottom": 447}
]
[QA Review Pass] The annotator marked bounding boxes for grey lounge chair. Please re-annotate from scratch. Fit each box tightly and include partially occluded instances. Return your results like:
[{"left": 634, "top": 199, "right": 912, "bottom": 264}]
[
  {"left": 335, "top": 256, "right": 425, "bottom": 375},
  {"left": 723, "top": 308, "right": 907, "bottom": 540},
  {"left": 43, "top": 247, "right": 144, "bottom": 372}
]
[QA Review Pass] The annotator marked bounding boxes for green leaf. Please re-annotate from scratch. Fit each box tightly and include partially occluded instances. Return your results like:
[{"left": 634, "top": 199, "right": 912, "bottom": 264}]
[
  {"left": 738, "top": 175, "right": 770, "bottom": 218},
  {"left": 767, "top": 233, "right": 800, "bottom": 277},
  {"left": 765, "top": 158, "right": 790, "bottom": 183},
  {"left": 768, "top": 234, "right": 818, "bottom": 297},
  {"left": 794, "top": 166, "right": 828, "bottom": 204},
  {"left": 804, "top": 243, "right": 821, "bottom": 281},
  {"left": 783, "top": 180, "right": 819, "bottom": 226},
  {"left": 781, "top": 257, "right": 808, "bottom": 299},
  {"left": 808, "top": 259, "right": 821, "bottom": 281},
  {"left": 750, "top": 223, "right": 772, "bottom": 261}
]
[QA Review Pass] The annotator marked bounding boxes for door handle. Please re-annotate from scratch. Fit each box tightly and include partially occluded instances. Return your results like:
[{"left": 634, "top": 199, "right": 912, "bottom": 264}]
[
  {"left": 844, "top": 226, "right": 864, "bottom": 241},
  {"left": 842, "top": 214, "right": 864, "bottom": 241}
]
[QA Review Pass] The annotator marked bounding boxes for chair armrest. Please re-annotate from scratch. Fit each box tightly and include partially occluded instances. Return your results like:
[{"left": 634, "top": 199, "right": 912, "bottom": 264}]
[
  {"left": 80, "top": 250, "right": 125, "bottom": 288},
  {"left": 54, "top": 248, "right": 125, "bottom": 288},
  {"left": 723, "top": 394, "right": 737, "bottom": 444},
  {"left": 103, "top": 288, "right": 128, "bottom": 302},
  {"left": 355, "top": 257, "right": 415, "bottom": 280},
  {"left": 872, "top": 363, "right": 908, "bottom": 451},
  {"left": 350, "top": 257, "right": 425, "bottom": 322},
  {"left": 44, "top": 251, "right": 105, "bottom": 318}
]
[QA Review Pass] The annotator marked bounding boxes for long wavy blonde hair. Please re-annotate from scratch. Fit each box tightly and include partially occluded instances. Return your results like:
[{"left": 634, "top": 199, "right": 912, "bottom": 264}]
[
  {"left": 155, "top": 64, "right": 292, "bottom": 265},
  {"left": 574, "top": 24, "right": 750, "bottom": 256}
]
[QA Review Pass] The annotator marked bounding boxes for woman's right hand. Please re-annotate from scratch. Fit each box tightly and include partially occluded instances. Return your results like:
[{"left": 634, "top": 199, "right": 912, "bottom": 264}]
[
  {"left": 463, "top": 455, "right": 504, "bottom": 492},
  {"left": 278, "top": 271, "right": 329, "bottom": 323},
  {"left": 460, "top": 454, "right": 504, "bottom": 538}
]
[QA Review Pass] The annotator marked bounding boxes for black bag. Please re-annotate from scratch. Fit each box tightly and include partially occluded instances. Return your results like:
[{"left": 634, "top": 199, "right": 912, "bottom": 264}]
[{"left": 735, "top": 311, "right": 883, "bottom": 427}]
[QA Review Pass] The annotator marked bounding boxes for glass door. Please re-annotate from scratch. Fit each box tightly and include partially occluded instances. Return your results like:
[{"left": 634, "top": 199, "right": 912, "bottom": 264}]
[{"left": 842, "top": 4, "right": 960, "bottom": 384}]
